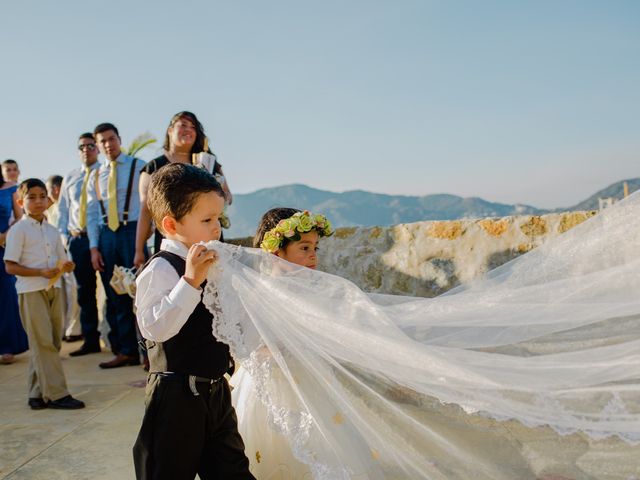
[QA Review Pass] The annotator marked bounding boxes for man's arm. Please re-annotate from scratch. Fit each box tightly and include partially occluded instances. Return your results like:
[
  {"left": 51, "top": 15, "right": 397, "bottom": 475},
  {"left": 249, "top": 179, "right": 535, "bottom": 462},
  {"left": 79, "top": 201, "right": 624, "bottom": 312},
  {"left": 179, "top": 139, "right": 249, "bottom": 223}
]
[
  {"left": 86, "top": 169, "right": 100, "bottom": 249},
  {"left": 86, "top": 169, "right": 104, "bottom": 271},
  {"left": 57, "top": 174, "right": 70, "bottom": 236}
]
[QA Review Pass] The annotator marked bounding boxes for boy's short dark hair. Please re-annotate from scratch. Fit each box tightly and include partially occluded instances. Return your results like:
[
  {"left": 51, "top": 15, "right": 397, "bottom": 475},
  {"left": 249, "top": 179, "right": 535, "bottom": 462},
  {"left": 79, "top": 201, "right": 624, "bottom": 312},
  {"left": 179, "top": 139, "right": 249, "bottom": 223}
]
[
  {"left": 94, "top": 123, "right": 119, "bottom": 138},
  {"left": 2, "top": 159, "right": 18, "bottom": 166},
  {"left": 17, "top": 178, "right": 47, "bottom": 199},
  {"left": 148, "top": 164, "right": 224, "bottom": 232},
  {"left": 47, "top": 175, "right": 63, "bottom": 188}
]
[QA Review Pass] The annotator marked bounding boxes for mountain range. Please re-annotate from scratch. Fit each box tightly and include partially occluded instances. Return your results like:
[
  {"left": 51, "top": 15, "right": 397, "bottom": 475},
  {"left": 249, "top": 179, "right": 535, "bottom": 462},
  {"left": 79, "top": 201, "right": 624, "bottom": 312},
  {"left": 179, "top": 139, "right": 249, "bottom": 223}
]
[{"left": 225, "top": 178, "right": 639, "bottom": 238}]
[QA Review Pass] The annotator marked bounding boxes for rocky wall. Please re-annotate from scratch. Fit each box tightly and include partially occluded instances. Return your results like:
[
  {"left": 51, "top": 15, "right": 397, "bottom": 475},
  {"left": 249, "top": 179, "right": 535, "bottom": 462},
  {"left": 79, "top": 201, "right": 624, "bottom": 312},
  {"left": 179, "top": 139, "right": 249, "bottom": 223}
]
[
  {"left": 228, "top": 211, "right": 597, "bottom": 297},
  {"left": 315, "top": 211, "right": 597, "bottom": 297}
]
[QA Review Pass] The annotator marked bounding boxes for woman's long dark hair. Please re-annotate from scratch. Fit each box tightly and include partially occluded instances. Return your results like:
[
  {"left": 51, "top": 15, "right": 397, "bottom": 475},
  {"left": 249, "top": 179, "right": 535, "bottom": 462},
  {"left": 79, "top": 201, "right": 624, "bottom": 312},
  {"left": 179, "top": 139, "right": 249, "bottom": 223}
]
[
  {"left": 164, "top": 111, "right": 221, "bottom": 174},
  {"left": 0, "top": 168, "right": 5, "bottom": 189},
  {"left": 163, "top": 111, "right": 207, "bottom": 154}
]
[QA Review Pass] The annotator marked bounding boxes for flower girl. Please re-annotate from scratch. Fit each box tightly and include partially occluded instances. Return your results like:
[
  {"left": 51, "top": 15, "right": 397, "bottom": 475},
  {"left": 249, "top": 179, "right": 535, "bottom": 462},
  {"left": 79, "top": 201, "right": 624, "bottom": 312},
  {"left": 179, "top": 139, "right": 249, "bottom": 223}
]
[{"left": 231, "top": 207, "right": 351, "bottom": 480}]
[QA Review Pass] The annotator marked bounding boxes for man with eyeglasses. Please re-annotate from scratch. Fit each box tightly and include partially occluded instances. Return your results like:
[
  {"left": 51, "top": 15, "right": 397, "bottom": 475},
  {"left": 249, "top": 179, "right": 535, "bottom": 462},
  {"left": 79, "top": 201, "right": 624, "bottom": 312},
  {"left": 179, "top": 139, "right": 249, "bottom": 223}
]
[{"left": 57, "top": 133, "right": 102, "bottom": 357}]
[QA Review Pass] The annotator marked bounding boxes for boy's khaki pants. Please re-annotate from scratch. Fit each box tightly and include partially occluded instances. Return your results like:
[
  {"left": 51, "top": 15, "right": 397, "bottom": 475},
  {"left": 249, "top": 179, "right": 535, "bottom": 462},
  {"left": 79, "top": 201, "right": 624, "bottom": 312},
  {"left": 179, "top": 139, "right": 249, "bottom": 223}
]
[{"left": 18, "top": 288, "right": 69, "bottom": 401}]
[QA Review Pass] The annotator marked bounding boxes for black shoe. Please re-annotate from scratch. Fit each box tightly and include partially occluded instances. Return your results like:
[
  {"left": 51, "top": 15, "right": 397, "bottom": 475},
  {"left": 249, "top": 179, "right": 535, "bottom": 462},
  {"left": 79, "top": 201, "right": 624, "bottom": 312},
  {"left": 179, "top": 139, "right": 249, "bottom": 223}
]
[
  {"left": 47, "top": 395, "right": 85, "bottom": 409},
  {"left": 69, "top": 344, "right": 101, "bottom": 357},
  {"left": 28, "top": 397, "right": 48, "bottom": 410},
  {"left": 63, "top": 335, "right": 83, "bottom": 343}
]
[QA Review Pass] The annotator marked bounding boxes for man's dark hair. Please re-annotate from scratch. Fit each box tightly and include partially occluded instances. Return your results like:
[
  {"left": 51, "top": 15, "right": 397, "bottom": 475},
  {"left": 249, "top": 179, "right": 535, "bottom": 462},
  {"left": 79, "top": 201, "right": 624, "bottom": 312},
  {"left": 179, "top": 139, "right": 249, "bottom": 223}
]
[
  {"left": 93, "top": 123, "right": 119, "bottom": 138},
  {"left": 17, "top": 178, "right": 47, "bottom": 199},
  {"left": 148, "top": 163, "right": 224, "bottom": 232},
  {"left": 78, "top": 132, "right": 95, "bottom": 142},
  {"left": 2, "top": 159, "right": 18, "bottom": 166},
  {"left": 47, "top": 175, "right": 63, "bottom": 188},
  {"left": 253, "top": 207, "right": 301, "bottom": 248}
]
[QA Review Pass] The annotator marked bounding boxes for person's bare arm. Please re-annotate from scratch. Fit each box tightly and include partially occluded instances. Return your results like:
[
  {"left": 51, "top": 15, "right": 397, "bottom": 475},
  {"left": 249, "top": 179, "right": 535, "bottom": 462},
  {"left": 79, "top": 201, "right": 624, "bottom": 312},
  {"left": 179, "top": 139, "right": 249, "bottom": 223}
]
[
  {"left": 134, "top": 172, "right": 153, "bottom": 268},
  {"left": 5, "top": 260, "right": 59, "bottom": 278}
]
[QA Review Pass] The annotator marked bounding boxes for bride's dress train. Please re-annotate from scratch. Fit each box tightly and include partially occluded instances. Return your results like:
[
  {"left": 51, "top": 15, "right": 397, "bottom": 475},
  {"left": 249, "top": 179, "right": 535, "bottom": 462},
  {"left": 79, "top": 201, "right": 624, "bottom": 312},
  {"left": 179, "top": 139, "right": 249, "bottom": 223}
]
[{"left": 205, "top": 193, "right": 640, "bottom": 479}]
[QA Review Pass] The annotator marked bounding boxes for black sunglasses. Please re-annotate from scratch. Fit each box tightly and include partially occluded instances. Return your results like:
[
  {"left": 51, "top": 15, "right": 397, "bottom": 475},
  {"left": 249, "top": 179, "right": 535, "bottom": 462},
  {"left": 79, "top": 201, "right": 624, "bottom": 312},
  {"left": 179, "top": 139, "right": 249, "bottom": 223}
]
[{"left": 78, "top": 144, "right": 97, "bottom": 151}]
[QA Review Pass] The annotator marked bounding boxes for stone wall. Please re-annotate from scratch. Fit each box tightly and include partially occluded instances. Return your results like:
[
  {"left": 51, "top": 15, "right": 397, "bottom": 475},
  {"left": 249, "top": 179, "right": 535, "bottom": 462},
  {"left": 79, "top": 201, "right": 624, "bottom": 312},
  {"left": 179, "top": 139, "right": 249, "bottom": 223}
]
[
  {"left": 229, "top": 210, "right": 596, "bottom": 298},
  {"left": 320, "top": 211, "right": 597, "bottom": 297}
]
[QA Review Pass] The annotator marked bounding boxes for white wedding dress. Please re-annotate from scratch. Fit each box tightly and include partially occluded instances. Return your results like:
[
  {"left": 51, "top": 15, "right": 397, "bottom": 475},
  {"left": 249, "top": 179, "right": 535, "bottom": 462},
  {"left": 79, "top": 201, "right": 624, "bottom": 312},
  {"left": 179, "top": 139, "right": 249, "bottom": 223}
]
[{"left": 203, "top": 193, "right": 640, "bottom": 480}]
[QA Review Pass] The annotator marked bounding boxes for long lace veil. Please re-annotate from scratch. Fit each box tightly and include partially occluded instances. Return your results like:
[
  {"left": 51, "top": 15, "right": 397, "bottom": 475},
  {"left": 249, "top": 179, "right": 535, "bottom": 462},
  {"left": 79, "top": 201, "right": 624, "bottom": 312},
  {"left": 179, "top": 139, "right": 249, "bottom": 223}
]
[{"left": 203, "top": 192, "right": 640, "bottom": 479}]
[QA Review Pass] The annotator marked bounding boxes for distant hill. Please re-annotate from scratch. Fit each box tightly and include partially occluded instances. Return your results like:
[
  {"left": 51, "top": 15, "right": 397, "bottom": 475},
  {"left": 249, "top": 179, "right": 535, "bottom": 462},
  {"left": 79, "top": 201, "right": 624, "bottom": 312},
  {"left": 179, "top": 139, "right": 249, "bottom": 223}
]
[
  {"left": 225, "top": 179, "right": 640, "bottom": 238},
  {"left": 225, "top": 184, "right": 545, "bottom": 238},
  {"left": 561, "top": 178, "right": 640, "bottom": 211}
]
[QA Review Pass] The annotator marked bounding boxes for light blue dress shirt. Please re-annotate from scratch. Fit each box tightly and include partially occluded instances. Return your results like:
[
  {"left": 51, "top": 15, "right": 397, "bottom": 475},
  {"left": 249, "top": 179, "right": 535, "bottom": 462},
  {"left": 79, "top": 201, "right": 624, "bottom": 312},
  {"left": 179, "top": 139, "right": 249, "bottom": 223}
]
[
  {"left": 86, "top": 153, "right": 146, "bottom": 248},
  {"left": 57, "top": 162, "right": 100, "bottom": 237}
]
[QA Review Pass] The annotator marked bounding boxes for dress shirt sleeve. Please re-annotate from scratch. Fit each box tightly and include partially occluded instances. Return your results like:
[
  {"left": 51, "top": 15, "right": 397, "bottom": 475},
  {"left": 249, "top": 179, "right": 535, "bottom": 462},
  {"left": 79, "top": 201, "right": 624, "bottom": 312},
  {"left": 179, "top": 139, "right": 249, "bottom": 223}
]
[
  {"left": 135, "top": 258, "right": 203, "bottom": 342},
  {"left": 57, "top": 175, "right": 70, "bottom": 236},
  {"left": 54, "top": 230, "right": 68, "bottom": 261},
  {"left": 3, "top": 224, "right": 24, "bottom": 264},
  {"left": 86, "top": 169, "right": 101, "bottom": 249}
]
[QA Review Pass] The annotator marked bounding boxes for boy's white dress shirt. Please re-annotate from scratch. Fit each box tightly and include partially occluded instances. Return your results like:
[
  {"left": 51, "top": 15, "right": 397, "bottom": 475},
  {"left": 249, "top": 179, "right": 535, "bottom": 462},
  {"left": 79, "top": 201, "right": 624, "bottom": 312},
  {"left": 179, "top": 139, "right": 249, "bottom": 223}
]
[
  {"left": 136, "top": 239, "right": 204, "bottom": 343},
  {"left": 4, "top": 216, "right": 67, "bottom": 294}
]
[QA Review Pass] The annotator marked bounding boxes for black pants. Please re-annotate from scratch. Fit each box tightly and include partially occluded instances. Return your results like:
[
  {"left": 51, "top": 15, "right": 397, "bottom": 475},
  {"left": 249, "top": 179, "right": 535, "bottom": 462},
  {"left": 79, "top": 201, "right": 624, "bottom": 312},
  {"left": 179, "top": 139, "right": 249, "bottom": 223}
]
[
  {"left": 68, "top": 235, "right": 99, "bottom": 347},
  {"left": 133, "top": 374, "right": 255, "bottom": 480}
]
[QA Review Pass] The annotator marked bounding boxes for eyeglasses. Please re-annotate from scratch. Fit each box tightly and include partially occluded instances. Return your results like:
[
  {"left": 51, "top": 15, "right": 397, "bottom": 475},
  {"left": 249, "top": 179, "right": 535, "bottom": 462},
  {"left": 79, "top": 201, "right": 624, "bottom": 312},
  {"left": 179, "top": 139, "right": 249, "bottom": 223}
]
[{"left": 78, "top": 144, "right": 97, "bottom": 151}]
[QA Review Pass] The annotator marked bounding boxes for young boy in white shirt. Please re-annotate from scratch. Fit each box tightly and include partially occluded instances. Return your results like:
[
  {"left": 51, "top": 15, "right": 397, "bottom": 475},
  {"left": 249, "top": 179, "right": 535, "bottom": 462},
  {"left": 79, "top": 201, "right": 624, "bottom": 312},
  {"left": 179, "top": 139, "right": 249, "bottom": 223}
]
[
  {"left": 4, "top": 179, "right": 85, "bottom": 410},
  {"left": 133, "top": 164, "right": 254, "bottom": 479}
]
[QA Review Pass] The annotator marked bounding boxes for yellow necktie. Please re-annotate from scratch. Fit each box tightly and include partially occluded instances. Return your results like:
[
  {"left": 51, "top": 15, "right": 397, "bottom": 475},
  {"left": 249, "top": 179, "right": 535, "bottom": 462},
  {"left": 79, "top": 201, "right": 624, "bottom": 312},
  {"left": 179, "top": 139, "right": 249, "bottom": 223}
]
[
  {"left": 107, "top": 161, "right": 119, "bottom": 231},
  {"left": 78, "top": 167, "right": 90, "bottom": 229}
]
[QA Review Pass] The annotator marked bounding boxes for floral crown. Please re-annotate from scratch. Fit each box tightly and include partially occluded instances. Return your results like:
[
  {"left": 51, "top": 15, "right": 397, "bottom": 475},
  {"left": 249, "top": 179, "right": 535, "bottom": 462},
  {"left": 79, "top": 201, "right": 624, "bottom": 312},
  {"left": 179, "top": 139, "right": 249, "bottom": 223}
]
[{"left": 260, "top": 211, "right": 334, "bottom": 253}]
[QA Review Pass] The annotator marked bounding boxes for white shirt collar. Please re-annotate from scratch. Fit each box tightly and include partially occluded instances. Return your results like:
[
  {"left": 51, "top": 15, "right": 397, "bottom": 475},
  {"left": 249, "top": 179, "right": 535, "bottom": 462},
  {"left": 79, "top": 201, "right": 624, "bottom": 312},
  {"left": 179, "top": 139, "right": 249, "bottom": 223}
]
[
  {"left": 160, "top": 238, "right": 190, "bottom": 259},
  {"left": 104, "top": 152, "right": 126, "bottom": 165},
  {"left": 25, "top": 215, "right": 47, "bottom": 226}
]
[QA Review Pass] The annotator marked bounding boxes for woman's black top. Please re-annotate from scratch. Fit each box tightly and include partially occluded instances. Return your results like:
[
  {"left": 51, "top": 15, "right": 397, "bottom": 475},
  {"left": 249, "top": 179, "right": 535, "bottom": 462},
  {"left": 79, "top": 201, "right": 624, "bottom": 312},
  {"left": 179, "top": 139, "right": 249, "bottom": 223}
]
[{"left": 140, "top": 155, "right": 170, "bottom": 176}]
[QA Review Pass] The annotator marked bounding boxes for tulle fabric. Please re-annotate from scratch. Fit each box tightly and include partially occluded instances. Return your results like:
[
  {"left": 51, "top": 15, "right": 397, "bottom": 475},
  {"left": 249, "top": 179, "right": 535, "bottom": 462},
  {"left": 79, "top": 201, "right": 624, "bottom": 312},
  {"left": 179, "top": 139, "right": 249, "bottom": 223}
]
[{"left": 204, "top": 193, "right": 640, "bottom": 480}]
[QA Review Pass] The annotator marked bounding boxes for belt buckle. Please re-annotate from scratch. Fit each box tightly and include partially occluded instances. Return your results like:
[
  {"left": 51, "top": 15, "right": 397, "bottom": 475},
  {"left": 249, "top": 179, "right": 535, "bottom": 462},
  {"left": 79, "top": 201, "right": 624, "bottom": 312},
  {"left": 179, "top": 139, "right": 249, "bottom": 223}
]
[{"left": 188, "top": 375, "right": 199, "bottom": 396}]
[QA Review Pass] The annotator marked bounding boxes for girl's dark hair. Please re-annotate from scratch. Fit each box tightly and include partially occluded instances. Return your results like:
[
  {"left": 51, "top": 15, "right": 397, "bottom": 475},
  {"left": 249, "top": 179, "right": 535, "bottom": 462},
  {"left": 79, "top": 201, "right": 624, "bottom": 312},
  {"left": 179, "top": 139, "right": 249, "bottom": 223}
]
[
  {"left": 0, "top": 167, "right": 4, "bottom": 189},
  {"left": 253, "top": 207, "right": 301, "bottom": 248}
]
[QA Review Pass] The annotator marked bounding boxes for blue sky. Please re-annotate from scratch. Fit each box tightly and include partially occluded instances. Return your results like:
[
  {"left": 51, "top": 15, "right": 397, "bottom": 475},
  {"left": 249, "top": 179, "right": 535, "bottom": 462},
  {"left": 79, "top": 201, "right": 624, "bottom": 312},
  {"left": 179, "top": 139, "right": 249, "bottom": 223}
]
[{"left": 1, "top": 0, "right": 638, "bottom": 208}]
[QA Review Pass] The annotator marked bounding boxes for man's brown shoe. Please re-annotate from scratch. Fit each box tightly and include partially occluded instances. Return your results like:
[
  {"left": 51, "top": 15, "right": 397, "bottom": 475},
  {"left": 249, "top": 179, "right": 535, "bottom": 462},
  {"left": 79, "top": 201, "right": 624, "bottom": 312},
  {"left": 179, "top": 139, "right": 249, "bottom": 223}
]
[{"left": 99, "top": 354, "right": 140, "bottom": 369}]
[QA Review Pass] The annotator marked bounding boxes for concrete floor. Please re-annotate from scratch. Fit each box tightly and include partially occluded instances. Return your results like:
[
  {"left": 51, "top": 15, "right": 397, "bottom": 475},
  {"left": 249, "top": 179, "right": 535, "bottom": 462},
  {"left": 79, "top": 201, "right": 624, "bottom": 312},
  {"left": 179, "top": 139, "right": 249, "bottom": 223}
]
[{"left": 0, "top": 342, "right": 147, "bottom": 480}]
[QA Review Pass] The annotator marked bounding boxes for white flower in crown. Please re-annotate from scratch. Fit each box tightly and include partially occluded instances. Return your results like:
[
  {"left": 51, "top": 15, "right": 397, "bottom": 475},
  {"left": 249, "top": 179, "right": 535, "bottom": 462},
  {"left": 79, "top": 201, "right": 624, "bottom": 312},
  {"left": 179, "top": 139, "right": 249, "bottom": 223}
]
[{"left": 260, "top": 211, "right": 334, "bottom": 253}]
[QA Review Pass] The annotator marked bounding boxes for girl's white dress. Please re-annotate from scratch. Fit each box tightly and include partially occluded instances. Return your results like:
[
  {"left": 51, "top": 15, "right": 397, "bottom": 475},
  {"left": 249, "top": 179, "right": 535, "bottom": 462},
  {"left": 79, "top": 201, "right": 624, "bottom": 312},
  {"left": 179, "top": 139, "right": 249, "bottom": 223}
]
[{"left": 205, "top": 193, "right": 640, "bottom": 480}]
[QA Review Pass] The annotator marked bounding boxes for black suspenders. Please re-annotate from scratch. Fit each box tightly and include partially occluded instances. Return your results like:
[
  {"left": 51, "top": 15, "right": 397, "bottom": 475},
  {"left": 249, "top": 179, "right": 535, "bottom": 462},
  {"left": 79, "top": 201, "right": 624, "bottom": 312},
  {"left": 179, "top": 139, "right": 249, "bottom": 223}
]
[
  {"left": 123, "top": 157, "right": 137, "bottom": 225},
  {"left": 97, "top": 157, "right": 138, "bottom": 226}
]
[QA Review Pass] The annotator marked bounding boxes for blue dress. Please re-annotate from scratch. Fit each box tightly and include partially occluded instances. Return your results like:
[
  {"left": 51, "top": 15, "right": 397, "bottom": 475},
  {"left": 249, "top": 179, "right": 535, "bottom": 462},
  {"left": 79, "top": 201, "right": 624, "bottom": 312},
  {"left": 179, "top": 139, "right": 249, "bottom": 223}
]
[{"left": 0, "top": 185, "right": 28, "bottom": 355}]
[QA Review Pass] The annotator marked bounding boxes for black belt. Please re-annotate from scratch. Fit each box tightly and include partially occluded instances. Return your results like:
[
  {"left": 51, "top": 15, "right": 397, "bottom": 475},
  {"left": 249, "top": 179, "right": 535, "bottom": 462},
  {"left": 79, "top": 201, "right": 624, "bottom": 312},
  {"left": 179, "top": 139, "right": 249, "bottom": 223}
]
[
  {"left": 69, "top": 230, "right": 88, "bottom": 238},
  {"left": 151, "top": 371, "right": 222, "bottom": 396}
]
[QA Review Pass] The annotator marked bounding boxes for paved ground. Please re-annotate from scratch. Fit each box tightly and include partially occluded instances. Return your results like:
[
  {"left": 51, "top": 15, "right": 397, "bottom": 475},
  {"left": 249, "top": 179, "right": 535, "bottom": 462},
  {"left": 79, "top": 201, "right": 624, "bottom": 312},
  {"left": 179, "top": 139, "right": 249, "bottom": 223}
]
[{"left": 0, "top": 341, "right": 147, "bottom": 480}]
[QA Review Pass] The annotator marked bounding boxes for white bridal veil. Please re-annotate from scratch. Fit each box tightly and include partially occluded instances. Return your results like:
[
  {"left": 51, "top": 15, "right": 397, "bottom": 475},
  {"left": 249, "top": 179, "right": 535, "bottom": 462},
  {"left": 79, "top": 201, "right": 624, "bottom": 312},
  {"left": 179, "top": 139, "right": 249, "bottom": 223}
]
[{"left": 203, "top": 192, "right": 640, "bottom": 479}]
